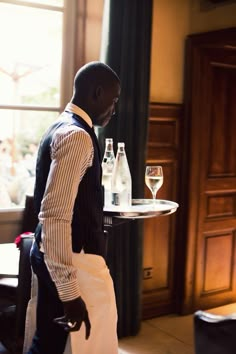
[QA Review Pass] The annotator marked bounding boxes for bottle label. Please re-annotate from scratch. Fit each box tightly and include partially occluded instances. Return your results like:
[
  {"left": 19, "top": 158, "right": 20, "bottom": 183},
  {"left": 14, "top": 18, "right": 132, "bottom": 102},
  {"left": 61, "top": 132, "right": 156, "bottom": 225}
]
[
  {"left": 112, "top": 193, "right": 120, "bottom": 206},
  {"left": 111, "top": 191, "right": 131, "bottom": 207}
]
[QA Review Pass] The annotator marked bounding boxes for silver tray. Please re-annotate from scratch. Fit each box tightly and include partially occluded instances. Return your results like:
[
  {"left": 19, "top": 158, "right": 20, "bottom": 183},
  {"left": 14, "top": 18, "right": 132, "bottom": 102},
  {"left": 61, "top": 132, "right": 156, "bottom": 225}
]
[{"left": 103, "top": 199, "right": 179, "bottom": 219}]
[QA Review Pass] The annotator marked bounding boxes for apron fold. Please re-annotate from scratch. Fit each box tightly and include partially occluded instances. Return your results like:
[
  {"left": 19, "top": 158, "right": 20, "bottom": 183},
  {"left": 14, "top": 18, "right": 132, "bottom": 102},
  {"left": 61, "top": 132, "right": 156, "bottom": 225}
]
[{"left": 23, "top": 253, "right": 118, "bottom": 354}]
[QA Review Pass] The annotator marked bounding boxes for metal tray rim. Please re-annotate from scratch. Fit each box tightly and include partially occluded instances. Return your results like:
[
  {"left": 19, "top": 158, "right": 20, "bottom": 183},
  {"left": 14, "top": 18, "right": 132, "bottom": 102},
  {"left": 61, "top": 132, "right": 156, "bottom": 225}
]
[{"left": 103, "top": 199, "right": 179, "bottom": 219}]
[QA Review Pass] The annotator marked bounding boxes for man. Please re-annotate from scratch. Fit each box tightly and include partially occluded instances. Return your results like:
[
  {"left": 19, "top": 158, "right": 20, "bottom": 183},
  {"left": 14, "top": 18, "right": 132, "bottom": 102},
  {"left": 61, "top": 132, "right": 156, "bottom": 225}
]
[{"left": 27, "top": 61, "right": 121, "bottom": 354}]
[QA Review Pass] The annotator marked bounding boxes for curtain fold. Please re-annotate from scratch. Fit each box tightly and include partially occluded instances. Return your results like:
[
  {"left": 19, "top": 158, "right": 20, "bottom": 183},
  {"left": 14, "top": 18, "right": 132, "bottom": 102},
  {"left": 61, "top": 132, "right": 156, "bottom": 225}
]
[
  {"left": 99, "top": 0, "right": 153, "bottom": 198},
  {"left": 100, "top": 0, "right": 153, "bottom": 338}
]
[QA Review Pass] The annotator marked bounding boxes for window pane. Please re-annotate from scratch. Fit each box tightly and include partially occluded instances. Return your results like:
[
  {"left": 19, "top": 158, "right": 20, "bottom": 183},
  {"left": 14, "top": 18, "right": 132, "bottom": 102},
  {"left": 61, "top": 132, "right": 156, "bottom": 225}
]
[
  {"left": 0, "top": 3, "right": 62, "bottom": 107},
  {"left": 12, "top": 1, "right": 64, "bottom": 8},
  {"left": 0, "top": 109, "right": 58, "bottom": 208}
]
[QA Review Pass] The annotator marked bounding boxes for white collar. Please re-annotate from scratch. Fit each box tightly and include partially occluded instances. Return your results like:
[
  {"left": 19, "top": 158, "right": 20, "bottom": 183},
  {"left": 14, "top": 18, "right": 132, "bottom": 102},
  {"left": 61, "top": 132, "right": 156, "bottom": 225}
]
[{"left": 65, "top": 103, "right": 93, "bottom": 128}]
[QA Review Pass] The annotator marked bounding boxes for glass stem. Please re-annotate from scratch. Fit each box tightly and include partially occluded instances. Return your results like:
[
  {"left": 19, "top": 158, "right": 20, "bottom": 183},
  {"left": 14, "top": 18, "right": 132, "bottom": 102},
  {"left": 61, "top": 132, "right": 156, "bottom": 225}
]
[{"left": 152, "top": 192, "right": 156, "bottom": 205}]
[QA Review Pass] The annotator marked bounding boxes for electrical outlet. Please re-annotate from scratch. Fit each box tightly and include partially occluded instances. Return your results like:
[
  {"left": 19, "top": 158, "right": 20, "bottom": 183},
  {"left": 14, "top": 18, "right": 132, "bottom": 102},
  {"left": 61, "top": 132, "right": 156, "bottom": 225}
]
[{"left": 143, "top": 267, "right": 153, "bottom": 279}]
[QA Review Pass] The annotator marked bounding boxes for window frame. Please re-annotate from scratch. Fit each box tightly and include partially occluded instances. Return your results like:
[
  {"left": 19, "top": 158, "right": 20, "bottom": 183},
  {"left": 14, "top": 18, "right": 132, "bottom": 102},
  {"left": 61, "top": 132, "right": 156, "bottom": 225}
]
[{"left": 0, "top": 0, "right": 77, "bottom": 212}]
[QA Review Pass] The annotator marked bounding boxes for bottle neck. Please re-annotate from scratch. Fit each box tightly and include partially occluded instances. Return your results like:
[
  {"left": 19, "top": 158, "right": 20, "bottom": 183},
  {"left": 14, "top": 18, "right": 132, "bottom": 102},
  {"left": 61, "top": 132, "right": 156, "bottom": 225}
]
[
  {"left": 105, "top": 142, "right": 114, "bottom": 152},
  {"left": 102, "top": 142, "right": 115, "bottom": 168},
  {"left": 118, "top": 147, "right": 124, "bottom": 153}
]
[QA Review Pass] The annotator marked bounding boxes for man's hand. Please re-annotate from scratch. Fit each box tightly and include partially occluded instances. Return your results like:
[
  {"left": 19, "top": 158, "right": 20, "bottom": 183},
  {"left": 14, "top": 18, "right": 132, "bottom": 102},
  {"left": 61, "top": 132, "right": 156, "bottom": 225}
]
[{"left": 54, "top": 296, "right": 91, "bottom": 339}]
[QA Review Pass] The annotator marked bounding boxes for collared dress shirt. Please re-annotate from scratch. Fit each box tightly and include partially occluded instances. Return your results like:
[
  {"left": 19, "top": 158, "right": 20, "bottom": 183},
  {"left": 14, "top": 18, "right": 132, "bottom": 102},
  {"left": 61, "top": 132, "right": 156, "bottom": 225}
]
[{"left": 39, "top": 103, "right": 94, "bottom": 301}]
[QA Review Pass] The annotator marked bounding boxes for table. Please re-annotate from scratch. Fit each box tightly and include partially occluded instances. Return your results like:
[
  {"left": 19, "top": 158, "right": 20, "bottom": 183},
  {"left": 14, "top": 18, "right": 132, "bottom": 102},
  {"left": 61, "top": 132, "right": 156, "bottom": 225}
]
[
  {"left": 104, "top": 198, "right": 179, "bottom": 337},
  {"left": 0, "top": 243, "right": 19, "bottom": 277}
]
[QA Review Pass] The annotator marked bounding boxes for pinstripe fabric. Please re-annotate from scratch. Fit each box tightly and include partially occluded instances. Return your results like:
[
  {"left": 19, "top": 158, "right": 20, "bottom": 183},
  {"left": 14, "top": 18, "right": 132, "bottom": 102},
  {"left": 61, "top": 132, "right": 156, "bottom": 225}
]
[{"left": 38, "top": 106, "right": 96, "bottom": 301}]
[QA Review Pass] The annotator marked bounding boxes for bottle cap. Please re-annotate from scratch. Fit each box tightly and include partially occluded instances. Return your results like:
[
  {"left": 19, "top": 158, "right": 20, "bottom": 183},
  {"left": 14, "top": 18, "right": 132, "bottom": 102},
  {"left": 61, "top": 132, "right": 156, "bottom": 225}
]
[{"left": 118, "top": 142, "right": 125, "bottom": 148}]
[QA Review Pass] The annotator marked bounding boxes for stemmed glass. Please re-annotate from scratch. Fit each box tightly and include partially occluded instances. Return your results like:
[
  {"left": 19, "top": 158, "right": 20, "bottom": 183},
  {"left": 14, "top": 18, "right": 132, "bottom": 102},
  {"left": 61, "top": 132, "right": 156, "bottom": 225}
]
[{"left": 145, "top": 166, "right": 163, "bottom": 205}]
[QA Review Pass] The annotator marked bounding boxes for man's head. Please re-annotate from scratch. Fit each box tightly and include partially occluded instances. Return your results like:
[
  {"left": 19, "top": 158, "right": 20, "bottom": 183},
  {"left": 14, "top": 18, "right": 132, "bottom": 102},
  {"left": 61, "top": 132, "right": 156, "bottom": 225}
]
[{"left": 71, "top": 61, "right": 121, "bottom": 127}]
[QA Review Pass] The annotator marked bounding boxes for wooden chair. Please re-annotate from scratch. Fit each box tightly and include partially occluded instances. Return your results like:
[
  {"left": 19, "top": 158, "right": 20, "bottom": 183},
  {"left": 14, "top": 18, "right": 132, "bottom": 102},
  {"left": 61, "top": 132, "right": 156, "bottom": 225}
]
[{"left": 194, "top": 310, "right": 236, "bottom": 354}]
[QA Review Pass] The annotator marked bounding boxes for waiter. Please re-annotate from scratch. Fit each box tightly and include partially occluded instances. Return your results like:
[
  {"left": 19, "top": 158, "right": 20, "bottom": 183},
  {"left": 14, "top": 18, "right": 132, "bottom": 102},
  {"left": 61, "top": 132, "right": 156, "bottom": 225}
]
[{"left": 27, "top": 61, "right": 121, "bottom": 354}]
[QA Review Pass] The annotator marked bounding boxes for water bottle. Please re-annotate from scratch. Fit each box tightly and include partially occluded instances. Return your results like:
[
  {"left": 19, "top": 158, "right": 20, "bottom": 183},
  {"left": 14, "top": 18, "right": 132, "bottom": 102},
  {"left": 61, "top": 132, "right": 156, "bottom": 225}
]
[
  {"left": 102, "top": 138, "right": 115, "bottom": 207},
  {"left": 111, "top": 142, "right": 132, "bottom": 207}
]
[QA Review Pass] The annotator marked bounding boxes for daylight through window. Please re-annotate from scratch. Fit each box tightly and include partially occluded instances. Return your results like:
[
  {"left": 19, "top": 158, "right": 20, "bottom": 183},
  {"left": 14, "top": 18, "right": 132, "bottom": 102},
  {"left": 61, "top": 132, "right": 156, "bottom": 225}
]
[{"left": 0, "top": 0, "right": 65, "bottom": 208}]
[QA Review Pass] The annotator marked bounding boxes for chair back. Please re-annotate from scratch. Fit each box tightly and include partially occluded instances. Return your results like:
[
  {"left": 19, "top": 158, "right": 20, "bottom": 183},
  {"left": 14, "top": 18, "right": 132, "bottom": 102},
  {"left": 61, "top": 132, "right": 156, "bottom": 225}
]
[
  {"left": 21, "top": 194, "right": 38, "bottom": 234},
  {"left": 194, "top": 310, "right": 236, "bottom": 354},
  {"left": 0, "top": 195, "right": 37, "bottom": 352},
  {"left": 15, "top": 235, "right": 34, "bottom": 338},
  {"left": 16, "top": 194, "right": 38, "bottom": 337},
  {"left": 0, "top": 236, "right": 34, "bottom": 353}
]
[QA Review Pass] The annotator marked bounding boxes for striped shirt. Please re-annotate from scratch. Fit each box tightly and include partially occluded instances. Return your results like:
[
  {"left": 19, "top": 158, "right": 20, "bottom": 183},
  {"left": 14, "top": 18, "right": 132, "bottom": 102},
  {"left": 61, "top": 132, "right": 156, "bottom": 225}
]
[{"left": 39, "top": 103, "right": 94, "bottom": 301}]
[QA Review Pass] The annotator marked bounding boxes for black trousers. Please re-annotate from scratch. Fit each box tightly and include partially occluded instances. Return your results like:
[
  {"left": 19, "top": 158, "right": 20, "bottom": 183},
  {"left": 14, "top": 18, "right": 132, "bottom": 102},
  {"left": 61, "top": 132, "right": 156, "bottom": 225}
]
[{"left": 27, "top": 241, "right": 68, "bottom": 354}]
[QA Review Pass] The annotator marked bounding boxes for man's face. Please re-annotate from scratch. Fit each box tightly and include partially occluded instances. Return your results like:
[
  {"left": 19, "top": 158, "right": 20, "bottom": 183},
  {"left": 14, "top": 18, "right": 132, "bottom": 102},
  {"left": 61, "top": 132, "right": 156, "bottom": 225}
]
[{"left": 93, "top": 82, "right": 121, "bottom": 127}]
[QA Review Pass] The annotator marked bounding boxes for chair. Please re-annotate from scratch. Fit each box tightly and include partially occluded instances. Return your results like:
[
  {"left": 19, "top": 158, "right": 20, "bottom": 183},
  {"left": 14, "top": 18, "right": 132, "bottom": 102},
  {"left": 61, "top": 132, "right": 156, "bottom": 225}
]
[
  {"left": 21, "top": 195, "right": 39, "bottom": 235},
  {"left": 0, "top": 194, "right": 38, "bottom": 288},
  {"left": 0, "top": 278, "right": 18, "bottom": 309},
  {"left": 0, "top": 195, "right": 38, "bottom": 301},
  {"left": 0, "top": 195, "right": 38, "bottom": 353},
  {"left": 194, "top": 310, "right": 236, "bottom": 354},
  {"left": 0, "top": 235, "right": 34, "bottom": 353}
]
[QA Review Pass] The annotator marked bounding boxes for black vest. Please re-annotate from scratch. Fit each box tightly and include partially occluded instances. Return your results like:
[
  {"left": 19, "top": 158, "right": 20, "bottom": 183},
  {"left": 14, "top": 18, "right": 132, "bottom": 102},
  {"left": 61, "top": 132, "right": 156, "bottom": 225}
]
[{"left": 34, "top": 112, "right": 105, "bottom": 257}]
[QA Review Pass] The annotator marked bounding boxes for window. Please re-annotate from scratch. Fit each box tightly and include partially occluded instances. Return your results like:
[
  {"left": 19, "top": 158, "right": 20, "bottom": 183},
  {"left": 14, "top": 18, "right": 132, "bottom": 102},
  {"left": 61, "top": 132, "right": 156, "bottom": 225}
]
[
  {"left": 0, "top": 0, "right": 105, "bottom": 210},
  {"left": 0, "top": 0, "right": 69, "bottom": 208}
]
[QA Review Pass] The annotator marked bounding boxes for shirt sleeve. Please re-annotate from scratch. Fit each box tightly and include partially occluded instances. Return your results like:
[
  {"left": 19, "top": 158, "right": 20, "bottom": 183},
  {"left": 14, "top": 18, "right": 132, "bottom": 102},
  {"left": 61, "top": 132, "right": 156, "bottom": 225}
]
[{"left": 38, "top": 126, "right": 93, "bottom": 302}]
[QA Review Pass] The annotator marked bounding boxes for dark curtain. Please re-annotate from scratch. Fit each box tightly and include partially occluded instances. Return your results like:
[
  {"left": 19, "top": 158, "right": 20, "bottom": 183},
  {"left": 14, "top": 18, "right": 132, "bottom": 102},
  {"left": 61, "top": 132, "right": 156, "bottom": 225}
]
[{"left": 99, "top": 0, "right": 153, "bottom": 338}]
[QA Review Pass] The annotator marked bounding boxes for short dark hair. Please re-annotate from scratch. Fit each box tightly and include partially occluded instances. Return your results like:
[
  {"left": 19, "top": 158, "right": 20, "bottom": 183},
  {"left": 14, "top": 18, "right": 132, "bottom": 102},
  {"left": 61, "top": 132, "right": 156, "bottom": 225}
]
[{"left": 73, "top": 61, "right": 120, "bottom": 96}]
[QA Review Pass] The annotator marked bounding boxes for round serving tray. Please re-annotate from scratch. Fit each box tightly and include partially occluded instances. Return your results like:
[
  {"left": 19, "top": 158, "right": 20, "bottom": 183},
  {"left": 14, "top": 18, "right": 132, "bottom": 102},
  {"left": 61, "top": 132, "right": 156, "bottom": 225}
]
[{"left": 103, "top": 199, "right": 179, "bottom": 219}]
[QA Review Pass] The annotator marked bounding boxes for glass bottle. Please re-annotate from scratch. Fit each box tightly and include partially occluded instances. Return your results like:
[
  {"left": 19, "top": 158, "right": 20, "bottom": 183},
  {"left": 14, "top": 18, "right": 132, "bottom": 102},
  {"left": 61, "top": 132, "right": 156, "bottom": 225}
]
[
  {"left": 111, "top": 142, "right": 132, "bottom": 207},
  {"left": 102, "top": 138, "right": 115, "bottom": 207}
]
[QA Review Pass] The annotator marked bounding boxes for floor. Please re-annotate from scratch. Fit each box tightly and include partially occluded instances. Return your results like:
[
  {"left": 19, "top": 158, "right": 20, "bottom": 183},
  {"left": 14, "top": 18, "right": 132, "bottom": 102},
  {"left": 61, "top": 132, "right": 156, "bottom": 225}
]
[
  {"left": 1, "top": 303, "right": 236, "bottom": 354},
  {"left": 118, "top": 303, "right": 236, "bottom": 354},
  {"left": 118, "top": 314, "right": 194, "bottom": 354}
]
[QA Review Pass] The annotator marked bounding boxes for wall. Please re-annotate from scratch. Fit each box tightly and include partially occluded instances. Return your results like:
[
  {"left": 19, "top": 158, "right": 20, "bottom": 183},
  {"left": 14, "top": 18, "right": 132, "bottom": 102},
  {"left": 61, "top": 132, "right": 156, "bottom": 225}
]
[
  {"left": 190, "top": 0, "right": 236, "bottom": 34},
  {"left": 85, "top": 0, "right": 104, "bottom": 62},
  {"left": 149, "top": 0, "right": 236, "bottom": 104},
  {"left": 149, "top": 0, "right": 190, "bottom": 103}
]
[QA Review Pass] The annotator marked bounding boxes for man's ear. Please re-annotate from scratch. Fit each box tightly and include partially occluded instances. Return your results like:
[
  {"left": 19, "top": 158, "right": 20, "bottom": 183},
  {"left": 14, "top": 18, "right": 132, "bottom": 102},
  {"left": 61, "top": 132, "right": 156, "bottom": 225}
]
[{"left": 94, "top": 86, "right": 104, "bottom": 100}]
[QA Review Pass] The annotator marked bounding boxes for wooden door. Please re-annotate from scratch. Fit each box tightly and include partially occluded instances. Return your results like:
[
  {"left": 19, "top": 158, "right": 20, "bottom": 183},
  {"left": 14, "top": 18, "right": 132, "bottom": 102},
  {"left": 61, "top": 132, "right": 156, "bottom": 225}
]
[
  {"left": 181, "top": 28, "right": 236, "bottom": 313},
  {"left": 142, "top": 103, "right": 182, "bottom": 319}
]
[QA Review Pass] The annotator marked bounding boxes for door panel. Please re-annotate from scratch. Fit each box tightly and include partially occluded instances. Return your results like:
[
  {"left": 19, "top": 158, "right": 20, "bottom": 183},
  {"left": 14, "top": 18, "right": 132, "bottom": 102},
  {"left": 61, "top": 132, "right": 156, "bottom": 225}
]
[
  {"left": 182, "top": 28, "right": 236, "bottom": 313},
  {"left": 142, "top": 103, "right": 182, "bottom": 319}
]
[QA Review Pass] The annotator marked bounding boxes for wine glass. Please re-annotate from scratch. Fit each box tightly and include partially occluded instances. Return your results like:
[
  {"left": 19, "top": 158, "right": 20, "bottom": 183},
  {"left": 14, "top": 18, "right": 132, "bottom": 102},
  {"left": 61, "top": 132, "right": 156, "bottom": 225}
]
[{"left": 145, "top": 166, "right": 163, "bottom": 204}]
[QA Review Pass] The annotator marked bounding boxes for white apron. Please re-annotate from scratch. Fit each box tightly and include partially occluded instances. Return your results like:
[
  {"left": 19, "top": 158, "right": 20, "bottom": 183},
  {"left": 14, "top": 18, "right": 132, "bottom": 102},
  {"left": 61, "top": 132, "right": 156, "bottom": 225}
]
[{"left": 23, "top": 253, "right": 118, "bottom": 354}]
